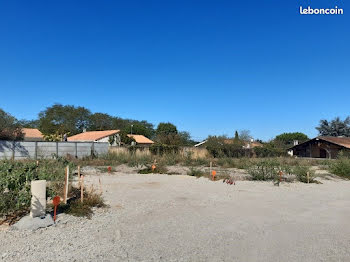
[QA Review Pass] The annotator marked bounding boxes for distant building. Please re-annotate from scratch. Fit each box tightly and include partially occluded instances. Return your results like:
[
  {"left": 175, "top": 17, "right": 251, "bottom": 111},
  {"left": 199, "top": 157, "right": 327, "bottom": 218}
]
[
  {"left": 127, "top": 134, "right": 154, "bottom": 147},
  {"left": 22, "top": 128, "right": 44, "bottom": 141},
  {"left": 289, "top": 136, "right": 350, "bottom": 159},
  {"left": 68, "top": 130, "right": 120, "bottom": 145},
  {"left": 194, "top": 139, "right": 262, "bottom": 149}
]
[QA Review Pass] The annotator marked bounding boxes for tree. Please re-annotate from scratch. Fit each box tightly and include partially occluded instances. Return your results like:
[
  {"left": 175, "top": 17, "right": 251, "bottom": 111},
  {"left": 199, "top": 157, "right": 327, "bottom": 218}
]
[
  {"left": 89, "top": 113, "right": 114, "bottom": 131},
  {"left": 0, "top": 108, "right": 23, "bottom": 140},
  {"left": 38, "top": 104, "right": 91, "bottom": 136},
  {"left": 272, "top": 132, "right": 308, "bottom": 153},
  {"left": 122, "top": 123, "right": 154, "bottom": 138},
  {"left": 316, "top": 117, "right": 350, "bottom": 137},
  {"left": 239, "top": 130, "right": 252, "bottom": 141},
  {"left": 18, "top": 119, "right": 40, "bottom": 128},
  {"left": 156, "top": 122, "right": 178, "bottom": 136},
  {"left": 275, "top": 132, "right": 308, "bottom": 145},
  {"left": 234, "top": 130, "right": 239, "bottom": 141}
]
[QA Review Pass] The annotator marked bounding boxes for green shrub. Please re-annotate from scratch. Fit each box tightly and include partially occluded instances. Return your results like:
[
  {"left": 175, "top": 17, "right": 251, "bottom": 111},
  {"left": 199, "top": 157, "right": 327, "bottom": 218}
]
[
  {"left": 247, "top": 159, "right": 280, "bottom": 181},
  {"left": 187, "top": 167, "right": 205, "bottom": 177},
  {"left": 329, "top": 157, "right": 350, "bottom": 178},
  {"left": 0, "top": 159, "right": 74, "bottom": 218},
  {"left": 293, "top": 165, "right": 315, "bottom": 183}
]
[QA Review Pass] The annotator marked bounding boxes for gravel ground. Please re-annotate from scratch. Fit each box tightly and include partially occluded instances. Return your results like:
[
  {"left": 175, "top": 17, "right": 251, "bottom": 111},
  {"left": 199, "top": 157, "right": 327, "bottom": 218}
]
[{"left": 1, "top": 172, "right": 350, "bottom": 261}]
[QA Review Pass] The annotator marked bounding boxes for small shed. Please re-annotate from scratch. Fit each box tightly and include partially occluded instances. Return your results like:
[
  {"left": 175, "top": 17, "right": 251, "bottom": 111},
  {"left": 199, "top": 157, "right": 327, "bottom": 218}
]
[{"left": 289, "top": 136, "right": 350, "bottom": 159}]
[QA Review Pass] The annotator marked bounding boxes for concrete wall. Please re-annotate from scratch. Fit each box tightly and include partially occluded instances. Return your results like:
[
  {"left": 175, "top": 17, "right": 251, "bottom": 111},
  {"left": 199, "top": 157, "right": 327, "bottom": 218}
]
[{"left": 0, "top": 140, "right": 108, "bottom": 160}]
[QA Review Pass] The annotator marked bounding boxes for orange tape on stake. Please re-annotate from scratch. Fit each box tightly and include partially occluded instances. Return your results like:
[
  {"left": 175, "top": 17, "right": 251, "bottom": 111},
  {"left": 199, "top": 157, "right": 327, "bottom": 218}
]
[
  {"left": 53, "top": 196, "right": 60, "bottom": 222},
  {"left": 212, "top": 170, "right": 216, "bottom": 180},
  {"left": 152, "top": 165, "right": 156, "bottom": 171}
]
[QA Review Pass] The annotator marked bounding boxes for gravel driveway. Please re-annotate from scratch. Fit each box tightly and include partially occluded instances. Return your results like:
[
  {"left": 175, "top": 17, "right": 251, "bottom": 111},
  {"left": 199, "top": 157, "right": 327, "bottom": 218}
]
[{"left": 1, "top": 173, "right": 350, "bottom": 261}]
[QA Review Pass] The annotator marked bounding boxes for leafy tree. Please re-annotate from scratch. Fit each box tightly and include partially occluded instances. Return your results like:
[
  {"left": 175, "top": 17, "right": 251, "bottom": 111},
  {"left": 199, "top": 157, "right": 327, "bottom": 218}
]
[
  {"left": 38, "top": 104, "right": 91, "bottom": 136},
  {"left": 156, "top": 122, "right": 178, "bottom": 136},
  {"left": 119, "top": 130, "right": 135, "bottom": 145},
  {"left": 316, "top": 117, "right": 350, "bottom": 137},
  {"left": 125, "top": 123, "right": 154, "bottom": 138},
  {"left": 18, "top": 119, "right": 40, "bottom": 128},
  {"left": 0, "top": 109, "right": 23, "bottom": 140},
  {"left": 89, "top": 113, "right": 114, "bottom": 131},
  {"left": 274, "top": 132, "right": 308, "bottom": 148}
]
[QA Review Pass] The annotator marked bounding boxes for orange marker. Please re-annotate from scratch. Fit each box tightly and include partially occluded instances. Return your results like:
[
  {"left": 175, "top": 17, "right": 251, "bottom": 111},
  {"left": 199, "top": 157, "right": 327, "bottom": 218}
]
[
  {"left": 53, "top": 196, "right": 60, "bottom": 222},
  {"left": 152, "top": 164, "right": 156, "bottom": 171},
  {"left": 212, "top": 170, "right": 216, "bottom": 181}
]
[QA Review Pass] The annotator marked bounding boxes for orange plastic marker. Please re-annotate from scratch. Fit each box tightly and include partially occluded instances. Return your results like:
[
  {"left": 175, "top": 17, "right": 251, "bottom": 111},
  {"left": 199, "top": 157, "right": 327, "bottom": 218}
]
[
  {"left": 53, "top": 196, "right": 60, "bottom": 222},
  {"left": 212, "top": 170, "right": 216, "bottom": 181}
]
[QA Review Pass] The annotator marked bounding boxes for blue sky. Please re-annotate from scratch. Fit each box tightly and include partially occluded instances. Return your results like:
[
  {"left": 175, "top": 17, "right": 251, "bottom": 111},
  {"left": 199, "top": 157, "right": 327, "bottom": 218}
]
[{"left": 0, "top": 0, "right": 349, "bottom": 141}]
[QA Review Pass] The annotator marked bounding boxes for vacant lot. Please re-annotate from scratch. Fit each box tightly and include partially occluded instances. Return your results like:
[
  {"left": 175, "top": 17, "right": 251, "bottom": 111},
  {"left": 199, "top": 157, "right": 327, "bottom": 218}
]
[{"left": 1, "top": 171, "right": 350, "bottom": 261}]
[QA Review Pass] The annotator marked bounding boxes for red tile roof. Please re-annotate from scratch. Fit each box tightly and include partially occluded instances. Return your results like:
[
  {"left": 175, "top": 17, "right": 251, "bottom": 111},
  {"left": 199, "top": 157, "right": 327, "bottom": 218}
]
[
  {"left": 127, "top": 134, "right": 154, "bottom": 144},
  {"left": 22, "top": 128, "right": 43, "bottom": 138},
  {"left": 318, "top": 136, "right": 350, "bottom": 149},
  {"left": 68, "top": 130, "right": 119, "bottom": 141}
]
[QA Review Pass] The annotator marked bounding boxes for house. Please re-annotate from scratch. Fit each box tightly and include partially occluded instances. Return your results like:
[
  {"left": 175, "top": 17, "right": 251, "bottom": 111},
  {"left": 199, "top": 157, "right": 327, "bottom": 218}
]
[
  {"left": 289, "top": 136, "right": 350, "bottom": 159},
  {"left": 22, "top": 128, "right": 44, "bottom": 141},
  {"left": 68, "top": 130, "right": 120, "bottom": 145},
  {"left": 194, "top": 139, "right": 262, "bottom": 149},
  {"left": 127, "top": 134, "right": 154, "bottom": 146}
]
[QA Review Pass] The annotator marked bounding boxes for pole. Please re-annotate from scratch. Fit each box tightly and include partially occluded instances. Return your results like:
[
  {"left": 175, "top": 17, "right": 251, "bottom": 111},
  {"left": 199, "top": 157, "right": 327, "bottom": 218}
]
[
  {"left": 63, "top": 165, "right": 69, "bottom": 204},
  {"left": 209, "top": 161, "right": 212, "bottom": 178},
  {"left": 81, "top": 175, "right": 84, "bottom": 203},
  {"left": 307, "top": 172, "right": 310, "bottom": 184}
]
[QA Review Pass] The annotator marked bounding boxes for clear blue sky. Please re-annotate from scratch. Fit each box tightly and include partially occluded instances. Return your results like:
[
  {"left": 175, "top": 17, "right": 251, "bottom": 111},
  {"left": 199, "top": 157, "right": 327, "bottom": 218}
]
[{"left": 0, "top": 0, "right": 349, "bottom": 141}]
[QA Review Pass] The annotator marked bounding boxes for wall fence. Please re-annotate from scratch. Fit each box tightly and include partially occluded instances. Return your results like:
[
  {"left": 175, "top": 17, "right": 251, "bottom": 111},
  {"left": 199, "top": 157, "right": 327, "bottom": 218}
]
[{"left": 0, "top": 140, "right": 109, "bottom": 160}]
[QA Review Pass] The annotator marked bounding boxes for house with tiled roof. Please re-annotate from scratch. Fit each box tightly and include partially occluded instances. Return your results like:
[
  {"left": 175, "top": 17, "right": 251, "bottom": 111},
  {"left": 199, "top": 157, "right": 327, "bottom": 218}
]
[
  {"left": 289, "top": 136, "right": 350, "bottom": 159},
  {"left": 68, "top": 130, "right": 120, "bottom": 145},
  {"left": 22, "top": 128, "right": 44, "bottom": 141},
  {"left": 127, "top": 134, "right": 154, "bottom": 146}
]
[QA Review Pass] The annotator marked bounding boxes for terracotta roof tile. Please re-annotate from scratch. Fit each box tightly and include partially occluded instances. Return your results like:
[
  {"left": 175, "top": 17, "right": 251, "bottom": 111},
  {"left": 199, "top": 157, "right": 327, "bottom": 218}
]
[
  {"left": 318, "top": 136, "right": 350, "bottom": 149},
  {"left": 68, "top": 130, "right": 119, "bottom": 141},
  {"left": 127, "top": 134, "right": 154, "bottom": 144},
  {"left": 22, "top": 128, "right": 43, "bottom": 138}
]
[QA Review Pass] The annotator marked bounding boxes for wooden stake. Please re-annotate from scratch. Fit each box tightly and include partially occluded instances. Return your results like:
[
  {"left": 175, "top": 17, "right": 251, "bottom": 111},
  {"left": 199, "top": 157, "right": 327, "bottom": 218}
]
[
  {"left": 81, "top": 175, "right": 84, "bottom": 203},
  {"left": 209, "top": 161, "right": 212, "bottom": 177},
  {"left": 307, "top": 172, "right": 310, "bottom": 184},
  {"left": 99, "top": 178, "right": 103, "bottom": 194},
  {"left": 63, "top": 165, "right": 69, "bottom": 204}
]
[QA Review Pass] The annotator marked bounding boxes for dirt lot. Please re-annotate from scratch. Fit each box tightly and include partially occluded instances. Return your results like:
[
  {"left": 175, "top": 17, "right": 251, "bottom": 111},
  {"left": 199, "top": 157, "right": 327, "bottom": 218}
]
[{"left": 1, "top": 170, "right": 350, "bottom": 261}]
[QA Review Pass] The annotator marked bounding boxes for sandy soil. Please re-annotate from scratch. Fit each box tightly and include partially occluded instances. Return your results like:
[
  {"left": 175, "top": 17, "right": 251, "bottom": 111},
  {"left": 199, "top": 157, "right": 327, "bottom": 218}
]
[{"left": 1, "top": 172, "right": 350, "bottom": 261}]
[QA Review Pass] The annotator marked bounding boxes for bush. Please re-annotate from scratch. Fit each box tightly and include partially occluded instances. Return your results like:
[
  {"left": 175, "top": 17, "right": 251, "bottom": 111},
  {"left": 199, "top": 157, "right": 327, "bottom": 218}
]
[
  {"left": 293, "top": 165, "right": 315, "bottom": 183},
  {"left": 329, "top": 157, "right": 350, "bottom": 178},
  {"left": 149, "top": 144, "right": 179, "bottom": 155},
  {"left": 0, "top": 159, "right": 74, "bottom": 218},
  {"left": 247, "top": 159, "right": 280, "bottom": 181},
  {"left": 187, "top": 167, "right": 205, "bottom": 177}
]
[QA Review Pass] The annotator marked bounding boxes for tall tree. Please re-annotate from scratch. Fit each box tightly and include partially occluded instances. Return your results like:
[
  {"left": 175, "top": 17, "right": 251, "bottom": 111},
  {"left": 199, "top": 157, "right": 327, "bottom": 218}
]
[
  {"left": 89, "top": 113, "right": 114, "bottom": 131},
  {"left": 38, "top": 104, "right": 91, "bottom": 136},
  {"left": 0, "top": 108, "right": 23, "bottom": 140},
  {"left": 156, "top": 122, "right": 178, "bottom": 136},
  {"left": 316, "top": 117, "right": 350, "bottom": 137}
]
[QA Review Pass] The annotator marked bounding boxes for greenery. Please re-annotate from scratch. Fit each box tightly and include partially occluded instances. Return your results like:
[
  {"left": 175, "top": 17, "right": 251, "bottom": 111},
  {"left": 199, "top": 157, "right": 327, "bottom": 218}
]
[
  {"left": 274, "top": 132, "right": 309, "bottom": 148},
  {"left": 0, "top": 109, "right": 23, "bottom": 140},
  {"left": 187, "top": 167, "right": 205, "bottom": 177},
  {"left": 316, "top": 116, "right": 350, "bottom": 137},
  {"left": 205, "top": 135, "right": 250, "bottom": 158},
  {"left": 329, "top": 157, "right": 350, "bottom": 178},
  {"left": 0, "top": 158, "right": 75, "bottom": 218}
]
